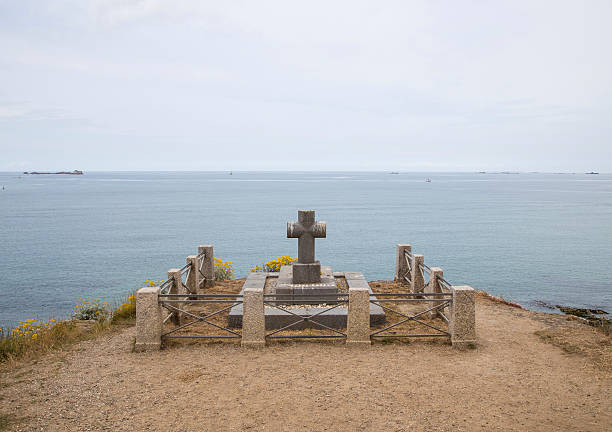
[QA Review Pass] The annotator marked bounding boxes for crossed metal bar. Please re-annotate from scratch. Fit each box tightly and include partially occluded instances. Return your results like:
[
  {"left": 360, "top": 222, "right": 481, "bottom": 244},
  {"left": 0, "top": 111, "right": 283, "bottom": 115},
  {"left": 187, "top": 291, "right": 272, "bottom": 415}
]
[
  {"left": 180, "top": 264, "right": 192, "bottom": 293},
  {"left": 419, "top": 262, "right": 432, "bottom": 274},
  {"left": 438, "top": 277, "right": 452, "bottom": 291},
  {"left": 198, "top": 252, "right": 208, "bottom": 288},
  {"left": 263, "top": 296, "right": 348, "bottom": 339},
  {"left": 159, "top": 295, "right": 242, "bottom": 339},
  {"left": 418, "top": 262, "right": 431, "bottom": 285},
  {"left": 159, "top": 278, "right": 174, "bottom": 295},
  {"left": 369, "top": 295, "right": 451, "bottom": 338},
  {"left": 403, "top": 250, "right": 413, "bottom": 283}
]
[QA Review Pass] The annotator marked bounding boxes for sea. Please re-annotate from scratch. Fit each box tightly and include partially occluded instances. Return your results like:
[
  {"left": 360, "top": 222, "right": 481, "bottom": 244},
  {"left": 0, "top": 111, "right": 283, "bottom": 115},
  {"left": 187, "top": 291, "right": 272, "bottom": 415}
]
[{"left": 1, "top": 171, "right": 610, "bottom": 330}]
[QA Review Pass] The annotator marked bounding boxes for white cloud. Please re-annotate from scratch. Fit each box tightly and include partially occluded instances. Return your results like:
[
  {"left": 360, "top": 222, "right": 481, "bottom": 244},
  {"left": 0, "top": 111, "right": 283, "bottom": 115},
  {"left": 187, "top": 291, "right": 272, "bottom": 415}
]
[{"left": 0, "top": 0, "right": 611, "bottom": 171}]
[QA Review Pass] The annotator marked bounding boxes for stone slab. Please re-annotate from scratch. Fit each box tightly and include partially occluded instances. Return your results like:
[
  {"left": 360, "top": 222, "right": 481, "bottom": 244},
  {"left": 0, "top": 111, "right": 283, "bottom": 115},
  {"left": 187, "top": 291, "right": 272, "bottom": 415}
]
[
  {"left": 228, "top": 271, "right": 385, "bottom": 330},
  {"left": 292, "top": 262, "right": 321, "bottom": 283},
  {"left": 274, "top": 265, "right": 337, "bottom": 305},
  {"left": 228, "top": 300, "right": 385, "bottom": 330}
]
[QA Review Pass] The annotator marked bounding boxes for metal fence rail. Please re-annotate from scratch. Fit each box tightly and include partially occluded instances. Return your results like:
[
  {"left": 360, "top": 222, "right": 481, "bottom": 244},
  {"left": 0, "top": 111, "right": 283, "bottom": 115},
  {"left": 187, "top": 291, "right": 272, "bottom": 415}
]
[
  {"left": 159, "top": 278, "right": 174, "bottom": 295},
  {"left": 370, "top": 292, "right": 452, "bottom": 339},
  {"left": 197, "top": 249, "right": 208, "bottom": 289},
  {"left": 180, "top": 262, "right": 191, "bottom": 293},
  {"left": 263, "top": 294, "right": 349, "bottom": 339},
  {"left": 159, "top": 293, "right": 243, "bottom": 339},
  {"left": 403, "top": 249, "right": 413, "bottom": 284},
  {"left": 418, "top": 262, "right": 431, "bottom": 285},
  {"left": 157, "top": 248, "right": 210, "bottom": 296}
]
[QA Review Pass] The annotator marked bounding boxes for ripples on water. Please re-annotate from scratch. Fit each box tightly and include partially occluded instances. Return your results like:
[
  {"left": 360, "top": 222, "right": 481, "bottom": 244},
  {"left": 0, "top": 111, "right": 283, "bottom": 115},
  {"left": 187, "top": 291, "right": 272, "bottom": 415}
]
[{"left": 0, "top": 171, "right": 610, "bottom": 328}]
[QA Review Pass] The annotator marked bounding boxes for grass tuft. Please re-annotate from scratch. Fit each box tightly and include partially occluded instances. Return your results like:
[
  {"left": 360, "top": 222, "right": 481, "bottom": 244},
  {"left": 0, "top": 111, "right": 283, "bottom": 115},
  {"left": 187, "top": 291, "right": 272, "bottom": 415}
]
[{"left": 111, "top": 293, "right": 136, "bottom": 324}]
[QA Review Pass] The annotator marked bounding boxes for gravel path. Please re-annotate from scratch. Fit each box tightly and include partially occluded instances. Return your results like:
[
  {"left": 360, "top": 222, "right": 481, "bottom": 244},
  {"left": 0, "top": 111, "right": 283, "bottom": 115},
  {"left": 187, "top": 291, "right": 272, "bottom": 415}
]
[{"left": 1, "top": 293, "right": 610, "bottom": 431}]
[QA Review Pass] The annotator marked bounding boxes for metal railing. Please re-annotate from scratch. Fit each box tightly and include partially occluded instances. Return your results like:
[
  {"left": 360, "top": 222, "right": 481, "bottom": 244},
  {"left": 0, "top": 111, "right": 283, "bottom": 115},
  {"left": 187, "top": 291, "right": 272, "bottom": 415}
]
[
  {"left": 263, "top": 294, "right": 349, "bottom": 339},
  {"left": 197, "top": 249, "right": 208, "bottom": 289},
  {"left": 157, "top": 249, "right": 209, "bottom": 295},
  {"left": 419, "top": 262, "right": 431, "bottom": 286},
  {"left": 403, "top": 249, "right": 413, "bottom": 284},
  {"left": 179, "top": 262, "right": 191, "bottom": 293},
  {"left": 159, "top": 293, "right": 243, "bottom": 339},
  {"left": 159, "top": 278, "right": 174, "bottom": 295},
  {"left": 369, "top": 292, "right": 452, "bottom": 339}
]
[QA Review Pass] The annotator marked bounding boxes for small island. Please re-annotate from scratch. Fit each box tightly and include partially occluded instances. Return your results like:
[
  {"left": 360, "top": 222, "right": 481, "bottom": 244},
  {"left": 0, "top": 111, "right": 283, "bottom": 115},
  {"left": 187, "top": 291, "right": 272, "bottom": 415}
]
[{"left": 23, "top": 170, "right": 83, "bottom": 175}]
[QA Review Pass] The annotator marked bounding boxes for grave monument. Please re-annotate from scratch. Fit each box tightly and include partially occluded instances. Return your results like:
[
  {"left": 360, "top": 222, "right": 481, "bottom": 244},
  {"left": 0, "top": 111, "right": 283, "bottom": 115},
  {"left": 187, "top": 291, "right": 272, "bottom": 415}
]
[{"left": 228, "top": 210, "right": 384, "bottom": 329}]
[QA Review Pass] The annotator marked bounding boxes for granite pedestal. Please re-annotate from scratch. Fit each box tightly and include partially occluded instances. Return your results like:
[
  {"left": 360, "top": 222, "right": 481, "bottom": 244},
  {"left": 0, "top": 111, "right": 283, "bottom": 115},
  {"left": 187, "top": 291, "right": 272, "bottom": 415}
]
[
  {"left": 274, "top": 265, "right": 337, "bottom": 305},
  {"left": 228, "top": 268, "right": 385, "bottom": 330}
]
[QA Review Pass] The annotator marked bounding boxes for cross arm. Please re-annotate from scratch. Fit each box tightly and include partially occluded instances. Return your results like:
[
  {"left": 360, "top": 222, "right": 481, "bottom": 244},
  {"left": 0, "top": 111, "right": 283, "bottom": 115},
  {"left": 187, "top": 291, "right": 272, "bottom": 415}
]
[
  {"left": 312, "top": 221, "right": 326, "bottom": 238},
  {"left": 287, "top": 222, "right": 304, "bottom": 238}
]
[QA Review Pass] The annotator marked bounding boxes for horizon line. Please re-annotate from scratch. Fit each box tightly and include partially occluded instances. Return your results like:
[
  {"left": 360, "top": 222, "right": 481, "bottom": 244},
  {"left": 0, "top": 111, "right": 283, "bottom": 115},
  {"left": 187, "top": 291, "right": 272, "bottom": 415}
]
[{"left": 1, "top": 169, "right": 607, "bottom": 174}]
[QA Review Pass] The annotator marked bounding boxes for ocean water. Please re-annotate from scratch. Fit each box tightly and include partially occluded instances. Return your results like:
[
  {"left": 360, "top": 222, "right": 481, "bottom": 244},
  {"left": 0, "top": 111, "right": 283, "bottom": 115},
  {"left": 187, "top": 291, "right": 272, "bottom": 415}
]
[{"left": 1, "top": 171, "right": 611, "bottom": 329}]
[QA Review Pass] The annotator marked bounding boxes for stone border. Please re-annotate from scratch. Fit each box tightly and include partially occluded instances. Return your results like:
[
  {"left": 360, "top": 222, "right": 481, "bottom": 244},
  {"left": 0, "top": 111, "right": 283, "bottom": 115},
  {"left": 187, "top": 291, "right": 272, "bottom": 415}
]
[
  {"left": 228, "top": 272, "right": 385, "bottom": 330},
  {"left": 133, "top": 243, "right": 477, "bottom": 351}
]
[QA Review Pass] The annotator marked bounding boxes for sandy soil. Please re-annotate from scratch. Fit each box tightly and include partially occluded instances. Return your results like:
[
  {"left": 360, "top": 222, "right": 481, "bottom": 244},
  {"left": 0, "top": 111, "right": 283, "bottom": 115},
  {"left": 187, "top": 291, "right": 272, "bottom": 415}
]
[{"left": 1, "top": 283, "right": 610, "bottom": 431}]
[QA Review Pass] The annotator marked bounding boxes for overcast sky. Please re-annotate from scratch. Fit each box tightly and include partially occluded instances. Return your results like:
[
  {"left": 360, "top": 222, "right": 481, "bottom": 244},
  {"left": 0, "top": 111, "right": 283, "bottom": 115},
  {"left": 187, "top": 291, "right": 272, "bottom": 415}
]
[{"left": 1, "top": 1, "right": 610, "bottom": 172}]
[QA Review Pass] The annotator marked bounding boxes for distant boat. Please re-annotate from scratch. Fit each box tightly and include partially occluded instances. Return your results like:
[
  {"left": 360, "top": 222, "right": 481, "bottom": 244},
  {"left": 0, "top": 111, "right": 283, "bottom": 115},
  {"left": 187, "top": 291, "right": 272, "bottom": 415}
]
[
  {"left": 478, "top": 171, "right": 486, "bottom": 174},
  {"left": 229, "top": 171, "right": 233, "bottom": 175},
  {"left": 585, "top": 171, "right": 599, "bottom": 175},
  {"left": 389, "top": 172, "right": 399, "bottom": 175},
  {"left": 425, "top": 178, "right": 431, "bottom": 183}
]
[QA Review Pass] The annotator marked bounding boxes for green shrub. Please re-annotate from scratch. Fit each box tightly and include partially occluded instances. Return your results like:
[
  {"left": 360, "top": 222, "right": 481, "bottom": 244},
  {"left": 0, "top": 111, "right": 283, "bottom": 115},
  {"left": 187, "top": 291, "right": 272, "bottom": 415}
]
[{"left": 72, "top": 298, "right": 110, "bottom": 321}]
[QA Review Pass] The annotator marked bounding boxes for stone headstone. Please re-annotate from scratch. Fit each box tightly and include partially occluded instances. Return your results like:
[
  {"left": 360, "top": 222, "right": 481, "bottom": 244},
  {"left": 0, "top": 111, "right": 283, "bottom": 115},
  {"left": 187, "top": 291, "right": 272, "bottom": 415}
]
[{"left": 287, "top": 210, "right": 326, "bottom": 284}]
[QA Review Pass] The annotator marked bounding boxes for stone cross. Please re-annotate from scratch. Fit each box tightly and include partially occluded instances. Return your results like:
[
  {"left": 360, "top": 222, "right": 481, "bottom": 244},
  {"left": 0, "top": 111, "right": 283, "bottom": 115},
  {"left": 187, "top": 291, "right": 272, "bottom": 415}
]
[{"left": 287, "top": 210, "right": 326, "bottom": 283}]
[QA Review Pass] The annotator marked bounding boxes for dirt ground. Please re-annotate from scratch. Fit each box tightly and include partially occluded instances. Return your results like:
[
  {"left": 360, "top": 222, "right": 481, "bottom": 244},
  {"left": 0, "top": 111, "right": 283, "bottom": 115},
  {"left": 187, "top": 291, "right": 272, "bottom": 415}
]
[{"left": 1, "top": 283, "right": 611, "bottom": 431}]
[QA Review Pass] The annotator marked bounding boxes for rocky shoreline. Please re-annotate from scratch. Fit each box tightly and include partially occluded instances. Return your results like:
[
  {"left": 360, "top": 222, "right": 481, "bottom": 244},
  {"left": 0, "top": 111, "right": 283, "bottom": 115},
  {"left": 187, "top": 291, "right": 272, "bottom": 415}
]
[{"left": 534, "top": 300, "right": 610, "bottom": 330}]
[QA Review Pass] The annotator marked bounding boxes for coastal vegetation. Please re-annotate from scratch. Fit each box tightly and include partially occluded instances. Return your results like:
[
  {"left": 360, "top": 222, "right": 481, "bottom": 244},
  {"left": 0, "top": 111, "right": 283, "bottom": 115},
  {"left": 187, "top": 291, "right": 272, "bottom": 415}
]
[
  {"left": 0, "top": 285, "right": 141, "bottom": 364},
  {"left": 72, "top": 298, "right": 112, "bottom": 321},
  {"left": 251, "top": 256, "right": 297, "bottom": 272},
  {"left": 214, "top": 258, "right": 234, "bottom": 281}
]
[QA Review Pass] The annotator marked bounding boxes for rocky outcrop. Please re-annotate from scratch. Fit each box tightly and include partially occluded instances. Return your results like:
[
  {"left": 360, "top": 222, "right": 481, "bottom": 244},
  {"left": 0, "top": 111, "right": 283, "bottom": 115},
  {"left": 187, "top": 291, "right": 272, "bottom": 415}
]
[{"left": 24, "top": 170, "right": 83, "bottom": 175}]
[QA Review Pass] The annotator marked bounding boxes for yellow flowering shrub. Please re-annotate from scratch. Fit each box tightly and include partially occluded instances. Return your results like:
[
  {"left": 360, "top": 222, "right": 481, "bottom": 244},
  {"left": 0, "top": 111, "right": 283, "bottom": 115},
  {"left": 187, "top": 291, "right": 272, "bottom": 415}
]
[
  {"left": 1, "top": 279, "right": 153, "bottom": 362},
  {"left": 0, "top": 319, "right": 77, "bottom": 362},
  {"left": 214, "top": 258, "right": 234, "bottom": 280},
  {"left": 251, "top": 256, "right": 297, "bottom": 272}
]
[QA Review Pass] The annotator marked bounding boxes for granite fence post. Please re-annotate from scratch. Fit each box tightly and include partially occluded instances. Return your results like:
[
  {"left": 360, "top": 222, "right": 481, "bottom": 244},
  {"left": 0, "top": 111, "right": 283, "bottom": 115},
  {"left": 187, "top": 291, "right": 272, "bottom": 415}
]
[
  {"left": 450, "top": 285, "right": 476, "bottom": 349},
  {"left": 135, "top": 286, "right": 162, "bottom": 352},
  {"left": 411, "top": 254, "right": 425, "bottom": 294},
  {"left": 347, "top": 286, "right": 371, "bottom": 345},
  {"left": 186, "top": 255, "right": 199, "bottom": 298},
  {"left": 168, "top": 268, "right": 183, "bottom": 325},
  {"left": 198, "top": 245, "right": 215, "bottom": 288},
  {"left": 394, "top": 244, "right": 412, "bottom": 283},
  {"left": 241, "top": 287, "right": 265, "bottom": 347},
  {"left": 426, "top": 267, "right": 444, "bottom": 318}
]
